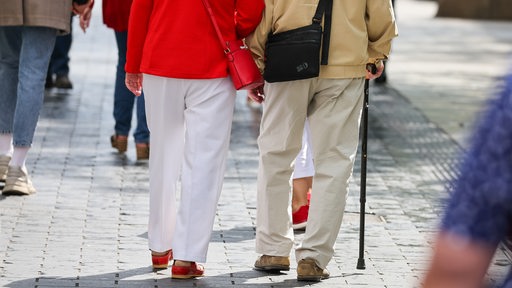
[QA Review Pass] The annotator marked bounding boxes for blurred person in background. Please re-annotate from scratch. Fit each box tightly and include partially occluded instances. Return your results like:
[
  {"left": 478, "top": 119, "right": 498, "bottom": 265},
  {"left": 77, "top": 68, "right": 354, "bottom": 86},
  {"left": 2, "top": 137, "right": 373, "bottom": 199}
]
[
  {"left": 104, "top": 0, "right": 150, "bottom": 160},
  {"left": 0, "top": 0, "right": 92, "bottom": 196},
  {"left": 422, "top": 69, "right": 512, "bottom": 288},
  {"left": 46, "top": 15, "right": 74, "bottom": 89},
  {"left": 375, "top": 0, "right": 395, "bottom": 84}
]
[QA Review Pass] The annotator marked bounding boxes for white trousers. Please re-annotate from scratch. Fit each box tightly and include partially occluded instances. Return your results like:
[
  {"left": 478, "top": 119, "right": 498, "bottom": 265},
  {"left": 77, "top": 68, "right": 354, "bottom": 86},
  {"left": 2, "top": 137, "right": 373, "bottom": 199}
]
[
  {"left": 255, "top": 78, "right": 364, "bottom": 268},
  {"left": 292, "top": 119, "right": 314, "bottom": 179},
  {"left": 143, "top": 75, "right": 236, "bottom": 262}
]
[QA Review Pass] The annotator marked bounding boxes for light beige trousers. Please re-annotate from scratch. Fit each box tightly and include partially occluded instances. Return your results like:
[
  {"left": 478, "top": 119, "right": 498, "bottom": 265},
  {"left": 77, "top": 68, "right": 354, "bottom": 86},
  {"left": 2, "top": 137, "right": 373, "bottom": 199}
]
[
  {"left": 143, "top": 75, "right": 236, "bottom": 262},
  {"left": 255, "top": 77, "right": 365, "bottom": 269}
]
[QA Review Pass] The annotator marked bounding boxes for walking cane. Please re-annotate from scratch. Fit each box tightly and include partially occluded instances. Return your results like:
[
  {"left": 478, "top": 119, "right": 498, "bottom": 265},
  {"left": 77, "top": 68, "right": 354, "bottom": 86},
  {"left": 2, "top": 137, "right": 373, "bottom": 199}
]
[{"left": 357, "top": 63, "right": 377, "bottom": 270}]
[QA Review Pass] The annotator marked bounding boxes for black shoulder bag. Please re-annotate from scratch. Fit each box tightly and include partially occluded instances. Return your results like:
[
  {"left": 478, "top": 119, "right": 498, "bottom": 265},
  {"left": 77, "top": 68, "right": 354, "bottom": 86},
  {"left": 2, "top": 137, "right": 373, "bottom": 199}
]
[{"left": 263, "top": 0, "right": 333, "bottom": 83}]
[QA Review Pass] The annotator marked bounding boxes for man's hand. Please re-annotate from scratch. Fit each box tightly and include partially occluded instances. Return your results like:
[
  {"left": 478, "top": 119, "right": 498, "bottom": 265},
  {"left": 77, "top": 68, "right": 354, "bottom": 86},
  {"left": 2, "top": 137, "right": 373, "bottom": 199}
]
[
  {"left": 126, "top": 73, "right": 143, "bottom": 96},
  {"left": 366, "top": 61, "right": 384, "bottom": 80},
  {"left": 247, "top": 84, "right": 265, "bottom": 103}
]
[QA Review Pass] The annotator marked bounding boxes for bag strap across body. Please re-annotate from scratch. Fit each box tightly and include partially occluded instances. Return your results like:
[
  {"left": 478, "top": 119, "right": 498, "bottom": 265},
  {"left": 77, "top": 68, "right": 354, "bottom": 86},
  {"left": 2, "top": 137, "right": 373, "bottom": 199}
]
[
  {"left": 203, "top": 0, "right": 333, "bottom": 63},
  {"left": 312, "top": 0, "right": 333, "bottom": 65},
  {"left": 200, "top": 0, "right": 235, "bottom": 54}
]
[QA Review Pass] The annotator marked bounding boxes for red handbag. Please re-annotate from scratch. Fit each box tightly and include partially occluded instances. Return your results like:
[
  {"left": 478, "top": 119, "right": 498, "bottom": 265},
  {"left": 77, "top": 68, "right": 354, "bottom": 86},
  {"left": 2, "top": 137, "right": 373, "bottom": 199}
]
[
  {"left": 201, "top": 0, "right": 264, "bottom": 90},
  {"left": 224, "top": 40, "right": 264, "bottom": 90}
]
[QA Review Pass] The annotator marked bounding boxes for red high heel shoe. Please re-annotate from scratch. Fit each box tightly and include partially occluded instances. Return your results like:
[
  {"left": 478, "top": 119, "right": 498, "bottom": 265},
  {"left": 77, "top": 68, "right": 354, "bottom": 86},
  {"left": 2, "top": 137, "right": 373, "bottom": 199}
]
[
  {"left": 171, "top": 261, "right": 204, "bottom": 279},
  {"left": 152, "top": 250, "right": 173, "bottom": 269}
]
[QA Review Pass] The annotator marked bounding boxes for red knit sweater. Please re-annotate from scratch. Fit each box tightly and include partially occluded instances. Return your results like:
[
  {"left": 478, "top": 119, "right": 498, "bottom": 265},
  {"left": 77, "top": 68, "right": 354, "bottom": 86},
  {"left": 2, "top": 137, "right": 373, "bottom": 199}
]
[
  {"left": 125, "top": 0, "right": 264, "bottom": 79},
  {"left": 102, "top": 0, "right": 132, "bottom": 32}
]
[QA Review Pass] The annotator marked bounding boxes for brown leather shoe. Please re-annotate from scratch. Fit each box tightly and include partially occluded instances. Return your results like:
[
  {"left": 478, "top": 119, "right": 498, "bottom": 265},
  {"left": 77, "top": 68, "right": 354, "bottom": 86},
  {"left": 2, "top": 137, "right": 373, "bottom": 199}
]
[
  {"left": 254, "top": 255, "right": 290, "bottom": 272},
  {"left": 297, "top": 258, "right": 330, "bottom": 282},
  {"left": 54, "top": 75, "right": 73, "bottom": 89},
  {"left": 110, "top": 134, "right": 128, "bottom": 153},
  {"left": 136, "top": 143, "right": 149, "bottom": 160}
]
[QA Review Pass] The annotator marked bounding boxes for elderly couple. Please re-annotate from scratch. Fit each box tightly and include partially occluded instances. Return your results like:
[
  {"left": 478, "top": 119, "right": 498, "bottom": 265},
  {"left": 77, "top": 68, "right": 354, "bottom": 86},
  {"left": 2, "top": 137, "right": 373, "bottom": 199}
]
[{"left": 123, "top": 0, "right": 397, "bottom": 281}]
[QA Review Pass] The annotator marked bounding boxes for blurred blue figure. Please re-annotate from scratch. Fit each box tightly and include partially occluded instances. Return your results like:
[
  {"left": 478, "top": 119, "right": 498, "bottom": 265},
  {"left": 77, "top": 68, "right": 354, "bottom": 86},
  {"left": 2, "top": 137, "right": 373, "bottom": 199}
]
[
  {"left": 423, "top": 69, "right": 512, "bottom": 287},
  {"left": 102, "top": 0, "right": 150, "bottom": 160}
]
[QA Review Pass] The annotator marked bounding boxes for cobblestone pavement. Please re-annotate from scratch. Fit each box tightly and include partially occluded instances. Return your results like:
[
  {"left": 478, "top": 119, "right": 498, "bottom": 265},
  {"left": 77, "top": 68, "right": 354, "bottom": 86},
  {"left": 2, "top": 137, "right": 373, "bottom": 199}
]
[{"left": 2, "top": 0, "right": 512, "bottom": 287}]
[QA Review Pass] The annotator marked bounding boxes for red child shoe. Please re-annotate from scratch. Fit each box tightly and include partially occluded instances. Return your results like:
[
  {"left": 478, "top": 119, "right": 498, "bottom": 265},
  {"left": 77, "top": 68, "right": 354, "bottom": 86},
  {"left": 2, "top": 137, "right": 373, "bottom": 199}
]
[
  {"left": 171, "top": 261, "right": 205, "bottom": 279},
  {"left": 152, "top": 250, "right": 173, "bottom": 270},
  {"left": 292, "top": 205, "right": 309, "bottom": 230}
]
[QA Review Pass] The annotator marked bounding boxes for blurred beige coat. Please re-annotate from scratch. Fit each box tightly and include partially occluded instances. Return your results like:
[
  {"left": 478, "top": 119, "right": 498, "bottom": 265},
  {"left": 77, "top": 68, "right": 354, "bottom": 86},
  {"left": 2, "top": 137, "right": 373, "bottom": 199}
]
[{"left": 0, "top": 0, "right": 73, "bottom": 34}]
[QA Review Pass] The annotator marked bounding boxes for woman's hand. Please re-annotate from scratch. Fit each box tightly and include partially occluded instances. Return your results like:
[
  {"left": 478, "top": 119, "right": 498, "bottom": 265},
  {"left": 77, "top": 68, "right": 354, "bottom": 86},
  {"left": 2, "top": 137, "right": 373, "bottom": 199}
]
[
  {"left": 247, "top": 84, "right": 265, "bottom": 103},
  {"left": 126, "top": 73, "right": 143, "bottom": 96}
]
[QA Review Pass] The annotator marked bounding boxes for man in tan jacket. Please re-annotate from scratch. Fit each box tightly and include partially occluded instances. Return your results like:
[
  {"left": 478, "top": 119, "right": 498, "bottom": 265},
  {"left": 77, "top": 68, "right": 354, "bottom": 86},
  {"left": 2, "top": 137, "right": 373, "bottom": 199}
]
[
  {"left": 0, "top": 0, "right": 91, "bottom": 196},
  {"left": 247, "top": 0, "right": 397, "bottom": 281}
]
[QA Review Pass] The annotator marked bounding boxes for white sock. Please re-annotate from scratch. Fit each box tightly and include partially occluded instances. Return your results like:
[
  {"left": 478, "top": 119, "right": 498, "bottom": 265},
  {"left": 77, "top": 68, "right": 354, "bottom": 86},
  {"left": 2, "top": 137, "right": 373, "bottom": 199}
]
[
  {"left": 11, "top": 147, "right": 29, "bottom": 168},
  {"left": 0, "top": 134, "right": 13, "bottom": 156}
]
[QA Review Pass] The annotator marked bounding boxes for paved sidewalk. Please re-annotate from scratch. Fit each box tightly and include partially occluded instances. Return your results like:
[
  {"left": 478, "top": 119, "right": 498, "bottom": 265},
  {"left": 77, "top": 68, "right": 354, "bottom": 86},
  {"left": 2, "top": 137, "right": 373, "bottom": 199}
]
[
  {"left": 389, "top": 0, "right": 512, "bottom": 146},
  {"left": 2, "top": 0, "right": 512, "bottom": 287}
]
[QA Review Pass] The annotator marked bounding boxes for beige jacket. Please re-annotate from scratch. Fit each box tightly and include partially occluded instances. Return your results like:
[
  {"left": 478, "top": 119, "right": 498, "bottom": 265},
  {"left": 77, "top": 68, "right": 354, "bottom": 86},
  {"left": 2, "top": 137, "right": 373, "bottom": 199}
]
[
  {"left": 247, "top": 0, "right": 398, "bottom": 79},
  {"left": 0, "top": 0, "right": 73, "bottom": 34}
]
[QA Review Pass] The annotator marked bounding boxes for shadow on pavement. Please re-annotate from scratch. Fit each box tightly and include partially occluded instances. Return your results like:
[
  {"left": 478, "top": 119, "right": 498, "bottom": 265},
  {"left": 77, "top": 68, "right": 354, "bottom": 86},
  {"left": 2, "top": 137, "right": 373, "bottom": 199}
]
[{"left": 3, "top": 267, "right": 321, "bottom": 287}]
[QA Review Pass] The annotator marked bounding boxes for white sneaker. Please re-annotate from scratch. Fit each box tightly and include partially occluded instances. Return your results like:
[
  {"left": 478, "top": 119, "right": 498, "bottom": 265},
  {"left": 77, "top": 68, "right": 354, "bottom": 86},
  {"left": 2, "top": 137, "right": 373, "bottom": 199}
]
[
  {"left": 2, "top": 166, "right": 36, "bottom": 195},
  {"left": 0, "top": 155, "right": 10, "bottom": 183}
]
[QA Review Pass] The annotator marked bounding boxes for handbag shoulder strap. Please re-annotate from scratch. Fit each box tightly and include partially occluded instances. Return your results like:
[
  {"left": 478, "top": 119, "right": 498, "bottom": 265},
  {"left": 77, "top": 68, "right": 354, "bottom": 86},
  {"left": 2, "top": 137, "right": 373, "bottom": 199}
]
[
  {"left": 312, "top": 0, "right": 333, "bottom": 65},
  {"left": 201, "top": 0, "right": 230, "bottom": 53}
]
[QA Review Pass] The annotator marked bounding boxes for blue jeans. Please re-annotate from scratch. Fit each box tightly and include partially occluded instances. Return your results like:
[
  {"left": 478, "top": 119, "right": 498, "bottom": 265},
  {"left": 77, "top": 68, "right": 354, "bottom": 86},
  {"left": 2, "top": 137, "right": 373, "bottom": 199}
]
[
  {"left": 0, "top": 26, "right": 57, "bottom": 147},
  {"left": 113, "top": 31, "right": 149, "bottom": 143},
  {"left": 48, "top": 30, "right": 71, "bottom": 76}
]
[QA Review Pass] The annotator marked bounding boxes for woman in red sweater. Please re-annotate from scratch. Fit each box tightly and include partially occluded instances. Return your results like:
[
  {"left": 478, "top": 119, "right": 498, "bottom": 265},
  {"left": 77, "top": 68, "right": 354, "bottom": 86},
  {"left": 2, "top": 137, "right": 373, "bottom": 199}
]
[{"left": 125, "top": 0, "right": 264, "bottom": 279}]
